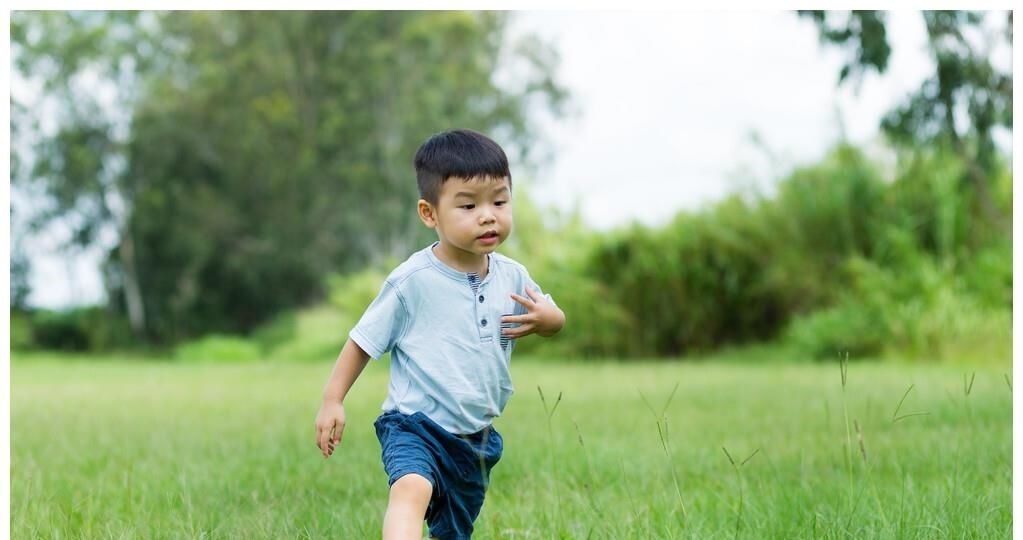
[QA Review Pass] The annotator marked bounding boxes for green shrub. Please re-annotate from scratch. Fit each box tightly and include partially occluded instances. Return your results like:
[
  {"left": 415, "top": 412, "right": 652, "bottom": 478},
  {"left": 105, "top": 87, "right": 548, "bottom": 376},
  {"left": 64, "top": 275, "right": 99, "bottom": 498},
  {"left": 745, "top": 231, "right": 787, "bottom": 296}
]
[
  {"left": 10, "top": 311, "right": 34, "bottom": 350},
  {"left": 785, "top": 245, "right": 1011, "bottom": 363},
  {"left": 250, "top": 310, "right": 298, "bottom": 354},
  {"left": 586, "top": 199, "right": 789, "bottom": 356},
  {"left": 261, "top": 306, "right": 350, "bottom": 363},
  {"left": 785, "top": 303, "right": 887, "bottom": 359},
  {"left": 759, "top": 144, "right": 889, "bottom": 312},
  {"left": 174, "top": 334, "right": 262, "bottom": 362},
  {"left": 251, "top": 261, "right": 389, "bottom": 363},
  {"left": 577, "top": 143, "right": 1011, "bottom": 361},
  {"left": 27, "top": 307, "right": 136, "bottom": 351},
  {"left": 327, "top": 266, "right": 390, "bottom": 318},
  {"left": 960, "top": 238, "right": 1012, "bottom": 309}
]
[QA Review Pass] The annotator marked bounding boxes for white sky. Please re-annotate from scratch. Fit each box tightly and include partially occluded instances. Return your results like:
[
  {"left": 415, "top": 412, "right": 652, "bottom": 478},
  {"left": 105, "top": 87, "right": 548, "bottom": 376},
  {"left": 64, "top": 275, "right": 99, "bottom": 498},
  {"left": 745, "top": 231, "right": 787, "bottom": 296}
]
[
  {"left": 508, "top": 10, "right": 940, "bottom": 229},
  {"left": 13, "top": 10, "right": 1013, "bottom": 308}
]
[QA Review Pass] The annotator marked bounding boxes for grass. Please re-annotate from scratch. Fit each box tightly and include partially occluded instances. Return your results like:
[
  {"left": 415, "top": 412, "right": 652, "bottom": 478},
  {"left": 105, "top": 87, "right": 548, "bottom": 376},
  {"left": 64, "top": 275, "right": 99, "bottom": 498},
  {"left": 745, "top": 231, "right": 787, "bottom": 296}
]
[{"left": 10, "top": 352, "right": 1012, "bottom": 539}]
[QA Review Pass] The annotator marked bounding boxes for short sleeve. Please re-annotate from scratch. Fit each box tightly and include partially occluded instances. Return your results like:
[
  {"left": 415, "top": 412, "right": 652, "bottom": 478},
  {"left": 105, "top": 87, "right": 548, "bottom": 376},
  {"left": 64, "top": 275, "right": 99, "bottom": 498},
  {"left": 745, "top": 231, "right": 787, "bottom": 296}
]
[{"left": 349, "top": 280, "right": 409, "bottom": 359}]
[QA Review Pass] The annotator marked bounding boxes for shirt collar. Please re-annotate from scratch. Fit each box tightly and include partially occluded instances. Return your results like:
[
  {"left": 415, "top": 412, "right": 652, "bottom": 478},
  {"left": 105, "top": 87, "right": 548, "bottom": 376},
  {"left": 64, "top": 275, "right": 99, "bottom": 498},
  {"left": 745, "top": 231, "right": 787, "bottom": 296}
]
[{"left": 425, "top": 242, "right": 493, "bottom": 285}]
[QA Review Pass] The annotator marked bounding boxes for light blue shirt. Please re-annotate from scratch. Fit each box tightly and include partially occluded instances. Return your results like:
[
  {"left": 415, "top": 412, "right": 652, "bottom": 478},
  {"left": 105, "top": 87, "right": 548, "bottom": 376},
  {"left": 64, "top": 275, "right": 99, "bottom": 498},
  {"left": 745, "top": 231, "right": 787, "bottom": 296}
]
[{"left": 350, "top": 242, "right": 552, "bottom": 434}]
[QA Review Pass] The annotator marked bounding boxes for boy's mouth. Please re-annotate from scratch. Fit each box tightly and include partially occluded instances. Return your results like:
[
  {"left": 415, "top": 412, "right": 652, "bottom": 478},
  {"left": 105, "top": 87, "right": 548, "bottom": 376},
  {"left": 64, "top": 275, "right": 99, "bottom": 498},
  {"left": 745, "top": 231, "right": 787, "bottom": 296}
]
[{"left": 477, "top": 230, "right": 500, "bottom": 244}]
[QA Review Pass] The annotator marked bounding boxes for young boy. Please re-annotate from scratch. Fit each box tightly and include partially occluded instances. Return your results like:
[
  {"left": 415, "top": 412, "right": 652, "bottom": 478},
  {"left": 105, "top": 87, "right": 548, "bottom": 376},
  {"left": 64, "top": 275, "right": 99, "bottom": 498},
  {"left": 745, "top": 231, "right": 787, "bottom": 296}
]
[{"left": 314, "top": 128, "right": 566, "bottom": 540}]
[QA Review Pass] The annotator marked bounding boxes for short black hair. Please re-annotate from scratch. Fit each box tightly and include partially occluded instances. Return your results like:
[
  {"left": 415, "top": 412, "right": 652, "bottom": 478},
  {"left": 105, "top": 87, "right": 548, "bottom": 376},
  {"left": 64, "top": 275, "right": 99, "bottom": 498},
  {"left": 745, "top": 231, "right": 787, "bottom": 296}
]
[{"left": 414, "top": 128, "right": 512, "bottom": 204}]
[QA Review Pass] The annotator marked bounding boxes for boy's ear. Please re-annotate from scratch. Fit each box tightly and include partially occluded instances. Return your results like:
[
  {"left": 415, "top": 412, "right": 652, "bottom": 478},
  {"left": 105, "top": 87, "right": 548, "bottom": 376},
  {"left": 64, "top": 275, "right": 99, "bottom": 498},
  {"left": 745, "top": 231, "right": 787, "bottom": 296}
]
[{"left": 417, "top": 199, "right": 438, "bottom": 228}]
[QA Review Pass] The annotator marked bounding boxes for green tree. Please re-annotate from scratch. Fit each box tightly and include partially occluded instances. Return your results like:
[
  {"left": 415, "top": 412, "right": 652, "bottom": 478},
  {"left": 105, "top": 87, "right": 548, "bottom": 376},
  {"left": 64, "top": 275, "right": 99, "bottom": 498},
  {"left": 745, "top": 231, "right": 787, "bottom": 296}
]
[
  {"left": 12, "top": 11, "right": 568, "bottom": 343},
  {"left": 12, "top": 11, "right": 155, "bottom": 331},
  {"left": 798, "top": 10, "right": 1012, "bottom": 225}
]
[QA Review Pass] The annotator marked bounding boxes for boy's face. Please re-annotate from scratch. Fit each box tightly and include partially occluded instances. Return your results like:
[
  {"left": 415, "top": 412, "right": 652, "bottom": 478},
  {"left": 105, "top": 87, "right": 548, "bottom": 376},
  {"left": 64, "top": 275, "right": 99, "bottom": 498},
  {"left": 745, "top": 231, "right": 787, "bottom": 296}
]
[{"left": 418, "top": 176, "right": 513, "bottom": 265}]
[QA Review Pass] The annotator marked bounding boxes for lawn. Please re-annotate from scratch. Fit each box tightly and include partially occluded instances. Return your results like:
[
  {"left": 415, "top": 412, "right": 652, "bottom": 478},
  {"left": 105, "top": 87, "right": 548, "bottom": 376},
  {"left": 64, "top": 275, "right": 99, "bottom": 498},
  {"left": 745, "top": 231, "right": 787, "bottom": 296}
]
[{"left": 10, "top": 353, "right": 1012, "bottom": 539}]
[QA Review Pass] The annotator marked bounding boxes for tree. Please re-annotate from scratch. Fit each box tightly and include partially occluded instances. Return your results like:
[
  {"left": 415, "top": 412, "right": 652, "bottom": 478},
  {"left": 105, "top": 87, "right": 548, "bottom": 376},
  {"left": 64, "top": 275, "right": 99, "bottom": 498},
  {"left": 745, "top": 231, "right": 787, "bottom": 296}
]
[
  {"left": 12, "top": 11, "right": 155, "bottom": 331},
  {"left": 798, "top": 10, "right": 1012, "bottom": 225},
  {"left": 11, "top": 11, "right": 568, "bottom": 342}
]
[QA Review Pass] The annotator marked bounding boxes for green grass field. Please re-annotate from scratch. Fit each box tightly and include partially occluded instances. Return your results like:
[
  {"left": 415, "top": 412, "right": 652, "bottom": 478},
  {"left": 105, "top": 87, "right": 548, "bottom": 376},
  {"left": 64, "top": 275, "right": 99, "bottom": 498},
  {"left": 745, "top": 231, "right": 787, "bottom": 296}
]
[{"left": 11, "top": 353, "right": 1012, "bottom": 539}]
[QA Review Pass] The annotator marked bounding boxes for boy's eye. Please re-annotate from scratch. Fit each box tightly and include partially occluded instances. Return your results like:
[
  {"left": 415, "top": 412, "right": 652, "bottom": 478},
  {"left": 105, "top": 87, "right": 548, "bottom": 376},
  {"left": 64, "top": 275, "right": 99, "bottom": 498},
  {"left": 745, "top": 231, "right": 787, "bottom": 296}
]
[
  {"left": 495, "top": 200, "right": 508, "bottom": 206},
  {"left": 460, "top": 204, "right": 476, "bottom": 210}
]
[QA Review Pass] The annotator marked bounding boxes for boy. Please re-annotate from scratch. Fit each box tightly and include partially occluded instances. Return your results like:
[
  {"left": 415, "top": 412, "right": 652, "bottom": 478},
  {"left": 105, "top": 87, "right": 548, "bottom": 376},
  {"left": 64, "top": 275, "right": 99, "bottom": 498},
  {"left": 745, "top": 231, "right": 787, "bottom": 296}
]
[{"left": 314, "top": 129, "right": 566, "bottom": 540}]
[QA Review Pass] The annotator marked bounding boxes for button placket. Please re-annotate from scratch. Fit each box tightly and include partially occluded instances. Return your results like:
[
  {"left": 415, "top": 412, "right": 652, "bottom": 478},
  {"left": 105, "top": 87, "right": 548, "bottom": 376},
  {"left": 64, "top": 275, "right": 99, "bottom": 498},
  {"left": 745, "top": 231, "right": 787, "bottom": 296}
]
[
  {"left": 467, "top": 272, "right": 493, "bottom": 342},
  {"left": 477, "top": 284, "right": 491, "bottom": 337}
]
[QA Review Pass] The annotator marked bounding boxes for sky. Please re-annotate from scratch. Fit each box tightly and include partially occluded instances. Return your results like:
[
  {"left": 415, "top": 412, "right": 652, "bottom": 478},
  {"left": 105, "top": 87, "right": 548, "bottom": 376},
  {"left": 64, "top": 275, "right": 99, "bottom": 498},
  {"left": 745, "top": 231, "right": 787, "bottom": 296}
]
[
  {"left": 14, "top": 11, "right": 1012, "bottom": 308},
  {"left": 506, "top": 10, "right": 939, "bottom": 229}
]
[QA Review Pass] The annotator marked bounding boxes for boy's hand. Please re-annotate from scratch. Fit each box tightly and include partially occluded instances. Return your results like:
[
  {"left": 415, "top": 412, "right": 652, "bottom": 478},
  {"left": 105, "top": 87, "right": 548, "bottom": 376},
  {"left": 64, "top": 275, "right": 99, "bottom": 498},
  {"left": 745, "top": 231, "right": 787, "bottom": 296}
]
[
  {"left": 501, "top": 288, "right": 566, "bottom": 339},
  {"left": 315, "top": 401, "right": 346, "bottom": 459}
]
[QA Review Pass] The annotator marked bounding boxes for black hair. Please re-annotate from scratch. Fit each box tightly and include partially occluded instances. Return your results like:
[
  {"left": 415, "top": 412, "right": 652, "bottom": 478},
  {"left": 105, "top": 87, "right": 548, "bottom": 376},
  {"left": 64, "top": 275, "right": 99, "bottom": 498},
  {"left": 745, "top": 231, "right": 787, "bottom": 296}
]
[{"left": 414, "top": 128, "right": 512, "bottom": 204}]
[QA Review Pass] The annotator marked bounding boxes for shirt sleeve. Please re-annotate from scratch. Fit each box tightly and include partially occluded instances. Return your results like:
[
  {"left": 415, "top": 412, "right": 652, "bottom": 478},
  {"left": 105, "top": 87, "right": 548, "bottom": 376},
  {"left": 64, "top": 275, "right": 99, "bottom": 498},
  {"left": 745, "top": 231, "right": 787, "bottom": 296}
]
[{"left": 349, "top": 280, "right": 409, "bottom": 360}]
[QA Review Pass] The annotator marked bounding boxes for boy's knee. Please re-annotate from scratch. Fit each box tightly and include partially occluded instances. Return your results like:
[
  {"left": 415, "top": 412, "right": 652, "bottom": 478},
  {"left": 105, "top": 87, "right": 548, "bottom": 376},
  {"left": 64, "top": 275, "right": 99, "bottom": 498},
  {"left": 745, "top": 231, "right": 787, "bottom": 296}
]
[{"left": 390, "top": 473, "right": 433, "bottom": 503}]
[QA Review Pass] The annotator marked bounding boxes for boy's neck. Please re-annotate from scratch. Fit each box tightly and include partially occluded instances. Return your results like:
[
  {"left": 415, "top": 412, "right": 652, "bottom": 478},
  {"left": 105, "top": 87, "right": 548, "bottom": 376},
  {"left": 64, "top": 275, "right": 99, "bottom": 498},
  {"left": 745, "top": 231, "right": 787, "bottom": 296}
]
[{"left": 432, "top": 243, "right": 489, "bottom": 278}]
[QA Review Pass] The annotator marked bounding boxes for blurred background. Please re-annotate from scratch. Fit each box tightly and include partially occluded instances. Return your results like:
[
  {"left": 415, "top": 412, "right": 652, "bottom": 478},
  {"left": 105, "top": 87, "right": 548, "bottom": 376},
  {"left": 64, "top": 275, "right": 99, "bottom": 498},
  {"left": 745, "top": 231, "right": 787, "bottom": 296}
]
[{"left": 9, "top": 10, "right": 1013, "bottom": 364}]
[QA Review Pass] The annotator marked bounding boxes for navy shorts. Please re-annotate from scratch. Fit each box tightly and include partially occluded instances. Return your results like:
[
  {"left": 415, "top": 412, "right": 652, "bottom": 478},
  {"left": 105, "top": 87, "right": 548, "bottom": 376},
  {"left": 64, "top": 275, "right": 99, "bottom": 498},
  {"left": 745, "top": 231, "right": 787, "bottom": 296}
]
[{"left": 374, "top": 410, "right": 503, "bottom": 540}]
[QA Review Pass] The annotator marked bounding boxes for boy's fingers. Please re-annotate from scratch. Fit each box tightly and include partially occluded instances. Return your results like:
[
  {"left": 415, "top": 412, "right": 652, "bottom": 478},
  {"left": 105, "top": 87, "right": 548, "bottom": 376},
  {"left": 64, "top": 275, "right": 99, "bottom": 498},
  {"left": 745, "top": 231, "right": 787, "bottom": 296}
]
[
  {"left": 503, "top": 323, "right": 535, "bottom": 338},
  {"left": 525, "top": 288, "right": 544, "bottom": 302},
  {"left": 510, "top": 293, "right": 533, "bottom": 308},
  {"left": 317, "top": 424, "right": 332, "bottom": 454},
  {"left": 332, "top": 422, "right": 344, "bottom": 445},
  {"left": 501, "top": 314, "right": 529, "bottom": 324}
]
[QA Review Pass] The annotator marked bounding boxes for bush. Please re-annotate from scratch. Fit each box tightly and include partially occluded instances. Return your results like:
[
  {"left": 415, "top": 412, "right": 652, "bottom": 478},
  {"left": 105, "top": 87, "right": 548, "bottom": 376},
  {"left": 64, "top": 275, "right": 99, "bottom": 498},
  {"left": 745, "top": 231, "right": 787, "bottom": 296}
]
[
  {"left": 785, "top": 245, "right": 1011, "bottom": 363},
  {"left": 250, "top": 310, "right": 298, "bottom": 354},
  {"left": 575, "top": 142, "right": 1012, "bottom": 361},
  {"left": 261, "top": 306, "right": 350, "bottom": 363},
  {"left": 10, "top": 311, "right": 34, "bottom": 350},
  {"left": 26, "top": 307, "right": 136, "bottom": 352},
  {"left": 960, "top": 238, "right": 1012, "bottom": 309},
  {"left": 247, "top": 267, "right": 384, "bottom": 363},
  {"left": 586, "top": 199, "right": 789, "bottom": 356},
  {"left": 785, "top": 303, "right": 887, "bottom": 359},
  {"left": 174, "top": 334, "right": 262, "bottom": 362},
  {"left": 326, "top": 266, "right": 390, "bottom": 318}
]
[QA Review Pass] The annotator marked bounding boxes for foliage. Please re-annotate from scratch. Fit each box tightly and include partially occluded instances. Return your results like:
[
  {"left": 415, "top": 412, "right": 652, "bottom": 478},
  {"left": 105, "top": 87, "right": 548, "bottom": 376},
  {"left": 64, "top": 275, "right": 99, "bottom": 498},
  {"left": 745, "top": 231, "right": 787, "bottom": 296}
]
[
  {"left": 798, "top": 10, "right": 1012, "bottom": 225},
  {"left": 326, "top": 266, "right": 392, "bottom": 322},
  {"left": 758, "top": 145, "right": 890, "bottom": 312},
  {"left": 259, "top": 306, "right": 350, "bottom": 364},
  {"left": 797, "top": 10, "right": 891, "bottom": 83},
  {"left": 10, "top": 311, "right": 35, "bottom": 351},
  {"left": 581, "top": 145, "right": 887, "bottom": 356},
  {"left": 173, "top": 334, "right": 262, "bottom": 363},
  {"left": 960, "top": 238, "right": 1012, "bottom": 309},
  {"left": 781, "top": 154, "right": 1011, "bottom": 362},
  {"left": 11, "top": 11, "right": 568, "bottom": 343},
  {"left": 246, "top": 268, "right": 386, "bottom": 363},
  {"left": 785, "top": 245, "right": 1010, "bottom": 362},
  {"left": 581, "top": 142, "right": 1010, "bottom": 360},
  {"left": 17, "top": 306, "right": 135, "bottom": 352}
]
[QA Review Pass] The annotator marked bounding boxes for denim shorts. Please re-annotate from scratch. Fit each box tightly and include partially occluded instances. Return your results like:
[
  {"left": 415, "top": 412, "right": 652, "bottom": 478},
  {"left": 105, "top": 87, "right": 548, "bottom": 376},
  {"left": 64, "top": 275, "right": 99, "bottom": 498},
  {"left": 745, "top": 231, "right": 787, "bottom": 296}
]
[{"left": 374, "top": 410, "right": 503, "bottom": 540}]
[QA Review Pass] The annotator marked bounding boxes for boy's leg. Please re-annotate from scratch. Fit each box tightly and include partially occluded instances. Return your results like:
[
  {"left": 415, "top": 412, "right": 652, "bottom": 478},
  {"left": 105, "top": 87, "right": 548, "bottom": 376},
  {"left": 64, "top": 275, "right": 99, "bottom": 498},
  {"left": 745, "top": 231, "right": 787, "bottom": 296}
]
[{"left": 383, "top": 473, "right": 433, "bottom": 540}]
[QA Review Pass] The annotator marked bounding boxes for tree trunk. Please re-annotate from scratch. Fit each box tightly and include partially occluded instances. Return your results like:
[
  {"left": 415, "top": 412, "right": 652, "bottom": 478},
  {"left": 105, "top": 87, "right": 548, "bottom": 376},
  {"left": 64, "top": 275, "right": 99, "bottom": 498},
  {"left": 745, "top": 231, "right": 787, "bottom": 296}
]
[
  {"left": 119, "top": 221, "right": 146, "bottom": 335},
  {"left": 941, "top": 97, "right": 1000, "bottom": 227}
]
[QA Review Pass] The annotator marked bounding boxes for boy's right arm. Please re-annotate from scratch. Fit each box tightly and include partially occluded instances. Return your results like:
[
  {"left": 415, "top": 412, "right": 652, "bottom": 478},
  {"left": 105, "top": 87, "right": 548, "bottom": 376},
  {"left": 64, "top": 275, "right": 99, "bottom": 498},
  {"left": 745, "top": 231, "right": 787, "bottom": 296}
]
[{"left": 315, "top": 338, "right": 371, "bottom": 459}]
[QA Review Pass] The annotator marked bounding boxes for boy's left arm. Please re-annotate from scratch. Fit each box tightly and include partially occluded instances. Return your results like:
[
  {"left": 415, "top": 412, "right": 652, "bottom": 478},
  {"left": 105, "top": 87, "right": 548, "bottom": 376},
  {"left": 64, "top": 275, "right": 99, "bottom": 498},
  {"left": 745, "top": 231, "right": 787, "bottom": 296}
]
[{"left": 501, "top": 288, "right": 566, "bottom": 339}]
